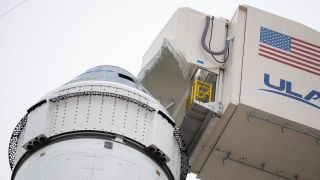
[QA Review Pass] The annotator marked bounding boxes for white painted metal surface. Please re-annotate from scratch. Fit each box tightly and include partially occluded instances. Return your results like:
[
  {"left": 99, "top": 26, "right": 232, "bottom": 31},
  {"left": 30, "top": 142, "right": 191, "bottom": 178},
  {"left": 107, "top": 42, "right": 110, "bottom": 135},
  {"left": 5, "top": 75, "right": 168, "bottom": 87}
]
[
  {"left": 15, "top": 138, "right": 169, "bottom": 180},
  {"left": 9, "top": 66, "right": 186, "bottom": 180},
  {"left": 239, "top": 6, "right": 320, "bottom": 129},
  {"left": 47, "top": 82, "right": 156, "bottom": 142},
  {"left": 22, "top": 104, "right": 50, "bottom": 146},
  {"left": 139, "top": 5, "right": 320, "bottom": 180},
  {"left": 143, "top": 7, "right": 228, "bottom": 71}
]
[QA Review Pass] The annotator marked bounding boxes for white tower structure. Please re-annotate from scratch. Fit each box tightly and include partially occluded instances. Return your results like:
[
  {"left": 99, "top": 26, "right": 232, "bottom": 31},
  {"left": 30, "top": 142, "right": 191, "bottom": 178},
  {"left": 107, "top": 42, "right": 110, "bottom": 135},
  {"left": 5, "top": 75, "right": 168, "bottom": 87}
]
[
  {"left": 8, "top": 66, "right": 189, "bottom": 180},
  {"left": 139, "top": 5, "right": 320, "bottom": 180}
]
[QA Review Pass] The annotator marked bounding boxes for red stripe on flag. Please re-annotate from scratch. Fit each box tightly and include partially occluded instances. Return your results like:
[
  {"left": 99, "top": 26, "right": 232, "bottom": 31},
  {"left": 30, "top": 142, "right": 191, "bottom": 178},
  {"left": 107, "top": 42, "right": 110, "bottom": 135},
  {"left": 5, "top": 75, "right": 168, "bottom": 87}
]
[
  {"left": 259, "top": 44, "right": 320, "bottom": 65},
  {"left": 292, "top": 37, "right": 320, "bottom": 49},
  {"left": 291, "top": 46, "right": 320, "bottom": 59},
  {"left": 259, "top": 48, "right": 320, "bottom": 72},
  {"left": 291, "top": 50, "right": 320, "bottom": 63},
  {"left": 291, "top": 41, "right": 320, "bottom": 54},
  {"left": 259, "top": 53, "right": 320, "bottom": 76}
]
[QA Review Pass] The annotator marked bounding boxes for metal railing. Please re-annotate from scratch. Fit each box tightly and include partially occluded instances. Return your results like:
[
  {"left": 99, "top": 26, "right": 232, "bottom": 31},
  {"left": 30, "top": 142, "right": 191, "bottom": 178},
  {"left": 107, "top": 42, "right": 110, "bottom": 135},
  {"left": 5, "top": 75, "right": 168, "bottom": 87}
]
[{"left": 191, "top": 80, "right": 213, "bottom": 103}]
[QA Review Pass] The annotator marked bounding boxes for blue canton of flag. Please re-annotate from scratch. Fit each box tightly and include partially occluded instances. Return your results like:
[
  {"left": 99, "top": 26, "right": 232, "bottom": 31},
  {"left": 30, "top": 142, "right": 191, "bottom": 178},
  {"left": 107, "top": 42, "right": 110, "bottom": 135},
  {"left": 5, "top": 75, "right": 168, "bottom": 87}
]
[{"left": 260, "top": 27, "right": 291, "bottom": 52}]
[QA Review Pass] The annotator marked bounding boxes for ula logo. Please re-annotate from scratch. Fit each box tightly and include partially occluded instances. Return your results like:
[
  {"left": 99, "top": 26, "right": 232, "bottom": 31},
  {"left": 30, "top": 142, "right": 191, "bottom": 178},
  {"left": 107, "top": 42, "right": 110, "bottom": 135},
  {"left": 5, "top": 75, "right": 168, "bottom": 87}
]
[{"left": 259, "top": 73, "right": 320, "bottom": 109}]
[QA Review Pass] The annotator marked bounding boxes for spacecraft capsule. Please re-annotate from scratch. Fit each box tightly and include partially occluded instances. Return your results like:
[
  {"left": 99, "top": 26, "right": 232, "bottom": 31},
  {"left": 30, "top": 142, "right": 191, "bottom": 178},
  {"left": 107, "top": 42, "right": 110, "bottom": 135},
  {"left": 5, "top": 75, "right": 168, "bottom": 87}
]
[{"left": 9, "top": 66, "right": 188, "bottom": 180}]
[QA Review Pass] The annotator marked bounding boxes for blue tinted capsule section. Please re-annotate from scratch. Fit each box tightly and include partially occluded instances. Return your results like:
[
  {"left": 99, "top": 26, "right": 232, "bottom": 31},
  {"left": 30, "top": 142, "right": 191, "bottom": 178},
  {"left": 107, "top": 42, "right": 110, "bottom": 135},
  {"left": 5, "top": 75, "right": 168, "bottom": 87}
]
[{"left": 67, "top": 65, "right": 148, "bottom": 93}]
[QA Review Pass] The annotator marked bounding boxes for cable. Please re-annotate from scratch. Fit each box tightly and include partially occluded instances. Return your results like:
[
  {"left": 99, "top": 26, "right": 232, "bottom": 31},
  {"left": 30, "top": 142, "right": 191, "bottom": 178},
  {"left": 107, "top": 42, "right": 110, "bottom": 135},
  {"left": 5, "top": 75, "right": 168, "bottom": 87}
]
[
  {"left": 208, "top": 16, "right": 229, "bottom": 63},
  {"left": 208, "top": 17, "right": 220, "bottom": 63},
  {"left": 201, "top": 16, "right": 230, "bottom": 55},
  {"left": 201, "top": 16, "right": 231, "bottom": 63}
]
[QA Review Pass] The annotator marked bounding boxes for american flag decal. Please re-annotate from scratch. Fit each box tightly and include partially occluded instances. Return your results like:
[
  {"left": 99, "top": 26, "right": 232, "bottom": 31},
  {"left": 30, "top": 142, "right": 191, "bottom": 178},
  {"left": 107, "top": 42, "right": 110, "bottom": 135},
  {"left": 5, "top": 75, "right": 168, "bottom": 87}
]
[{"left": 259, "top": 27, "right": 320, "bottom": 76}]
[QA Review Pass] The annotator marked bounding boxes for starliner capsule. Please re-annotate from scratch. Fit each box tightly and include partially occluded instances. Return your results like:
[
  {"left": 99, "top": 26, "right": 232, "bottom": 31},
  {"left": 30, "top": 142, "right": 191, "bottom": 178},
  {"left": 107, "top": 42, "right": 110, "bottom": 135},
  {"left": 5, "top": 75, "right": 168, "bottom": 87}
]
[{"left": 8, "top": 66, "right": 188, "bottom": 180}]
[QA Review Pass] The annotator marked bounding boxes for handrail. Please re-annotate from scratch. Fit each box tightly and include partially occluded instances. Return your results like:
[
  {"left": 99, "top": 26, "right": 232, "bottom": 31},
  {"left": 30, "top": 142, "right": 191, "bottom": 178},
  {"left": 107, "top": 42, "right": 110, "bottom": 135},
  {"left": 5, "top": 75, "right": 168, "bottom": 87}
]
[{"left": 191, "top": 80, "right": 213, "bottom": 103}]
